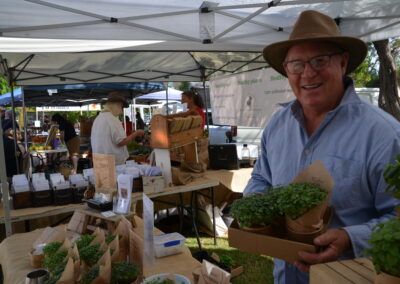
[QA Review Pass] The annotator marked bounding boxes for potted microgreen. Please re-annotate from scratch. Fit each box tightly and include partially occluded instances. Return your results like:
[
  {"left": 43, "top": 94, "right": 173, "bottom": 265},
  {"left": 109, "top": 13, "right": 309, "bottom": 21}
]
[
  {"left": 111, "top": 262, "right": 140, "bottom": 284},
  {"left": 365, "top": 218, "right": 400, "bottom": 284},
  {"left": 231, "top": 192, "right": 281, "bottom": 234},
  {"left": 383, "top": 154, "right": 400, "bottom": 217},
  {"left": 275, "top": 182, "right": 328, "bottom": 243}
]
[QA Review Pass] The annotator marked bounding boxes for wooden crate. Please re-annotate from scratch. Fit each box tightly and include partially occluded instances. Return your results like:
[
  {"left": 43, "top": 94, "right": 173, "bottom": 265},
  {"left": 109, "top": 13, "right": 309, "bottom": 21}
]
[
  {"left": 150, "top": 114, "right": 203, "bottom": 149},
  {"left": 310, "top": 258, "right": 375, "bottom": 284}
]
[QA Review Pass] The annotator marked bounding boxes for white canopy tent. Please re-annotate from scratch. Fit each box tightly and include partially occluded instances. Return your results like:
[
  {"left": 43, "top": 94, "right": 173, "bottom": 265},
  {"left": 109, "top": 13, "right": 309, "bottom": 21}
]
[{"left": 0, "top": 0, "right": 400, "bottom": 236}]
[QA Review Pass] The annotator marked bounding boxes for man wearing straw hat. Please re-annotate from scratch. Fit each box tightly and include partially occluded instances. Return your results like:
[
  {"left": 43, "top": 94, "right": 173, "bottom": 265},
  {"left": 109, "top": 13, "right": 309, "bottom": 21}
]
[{"left": 243, "top": 10, "right": 400, "bottom": 283}]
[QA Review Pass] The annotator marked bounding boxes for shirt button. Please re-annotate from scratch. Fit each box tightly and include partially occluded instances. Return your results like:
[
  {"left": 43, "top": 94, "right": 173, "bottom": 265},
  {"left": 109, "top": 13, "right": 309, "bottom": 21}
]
[{"left": 304, "top": 149, "right": 311, "bottom": 155}]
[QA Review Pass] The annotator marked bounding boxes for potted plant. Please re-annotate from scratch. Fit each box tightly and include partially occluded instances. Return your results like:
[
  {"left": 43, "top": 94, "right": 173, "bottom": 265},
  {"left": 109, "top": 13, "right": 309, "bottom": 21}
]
[
  {"left": 111, "top": 262, "right": 140, "bottom": 284},
  {"left": 275, "top": 182, "right": 328, "bottom": 243},
  {"left": 231, "top": 192, "right": 281, "bottom": 234},
  {"left": 365, "top": 218, "right": 400, "bottom": 284},
  {"left": 383, "top": 154, "right": 400, "bottom": 217}
]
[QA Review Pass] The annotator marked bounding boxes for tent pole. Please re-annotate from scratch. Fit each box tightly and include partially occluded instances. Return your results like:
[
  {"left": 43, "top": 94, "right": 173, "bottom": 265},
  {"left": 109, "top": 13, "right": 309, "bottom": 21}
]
[
  {"left": 133, "top": 98, "right": 136, "bottom": 131},
  {"left": 123, "top": 108, "right": 127, "bottom": 135},
  {"left": 166, "top": 84, "right": 169, "bottom": 115},
  {"left": 0, "top": 120, "right": 12, "bottom": 237},
  {"left": 9, "top": 83, "right": 19, "bottom": 174},
  {"left": 200, "top": 67, "right": 210, "bottom": 133},
  {"left": 22, "top": 88, "right": 28, "bottom": 151}
]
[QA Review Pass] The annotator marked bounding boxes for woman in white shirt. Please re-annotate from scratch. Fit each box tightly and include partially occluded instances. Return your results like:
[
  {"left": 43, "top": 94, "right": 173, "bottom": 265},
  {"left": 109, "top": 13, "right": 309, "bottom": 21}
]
[{"left": 91, "top": 92, "right": 144, "bottom": 165}]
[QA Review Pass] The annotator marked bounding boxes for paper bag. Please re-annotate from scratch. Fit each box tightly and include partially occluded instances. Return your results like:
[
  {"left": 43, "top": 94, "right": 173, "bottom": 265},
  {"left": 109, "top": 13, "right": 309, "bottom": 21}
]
[
  {"left": 56, "top": 257, "right": 75, "bottom": 284},
  {"left": 198, "top": 260, "right": 231, "bottom": 284}
]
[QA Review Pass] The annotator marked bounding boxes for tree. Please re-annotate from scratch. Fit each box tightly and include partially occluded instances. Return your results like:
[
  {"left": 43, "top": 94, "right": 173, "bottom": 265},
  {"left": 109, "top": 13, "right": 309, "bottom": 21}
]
[
  {"left": 350, "top": 43, "right": 379, "bottom": 88},
  {"left": 0, "top": 75, "right": 10, "bottom": 95},
  {"left": 374, "top": 39, "right": 400, "bottom": 120}
]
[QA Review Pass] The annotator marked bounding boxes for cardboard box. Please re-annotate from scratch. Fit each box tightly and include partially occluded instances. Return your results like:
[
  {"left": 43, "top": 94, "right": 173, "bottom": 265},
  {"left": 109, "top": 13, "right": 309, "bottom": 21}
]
[
  {"left": 142, "top": 176, "right": 165, "bottom": 194},
  {"left": 228, "top": 160, "right": 334, "bottom": 263}
]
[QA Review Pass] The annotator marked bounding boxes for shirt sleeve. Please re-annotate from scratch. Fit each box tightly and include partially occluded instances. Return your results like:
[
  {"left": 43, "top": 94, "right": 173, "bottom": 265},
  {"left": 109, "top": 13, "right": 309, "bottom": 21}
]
[
  {"left": 343, "top": 138, "right": 400, "bottom": 257},
  {"left": 109, "top": 116, "right": 127, "bottom": 145},
  {"left": 243, "top": 127, "right": 272, "bottom": 196}
]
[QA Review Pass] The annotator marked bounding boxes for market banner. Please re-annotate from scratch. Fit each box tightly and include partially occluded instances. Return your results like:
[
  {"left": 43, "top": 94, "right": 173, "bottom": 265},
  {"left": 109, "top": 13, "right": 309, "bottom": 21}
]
[{"left": 209, "top": 68, "right": 294, "bottom": 127}]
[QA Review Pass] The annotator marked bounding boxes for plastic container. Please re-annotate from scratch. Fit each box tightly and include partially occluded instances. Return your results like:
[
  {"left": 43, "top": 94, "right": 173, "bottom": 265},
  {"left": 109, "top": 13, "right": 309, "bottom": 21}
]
[
  {"left": 153, "top": 232, "right": 186, "bottom": 258},
  {"left": 241, "top": 144, "right": 251, "bottom": 168},
  {"left": 143, "top": 273, "right": 190, "bottom": 284}
]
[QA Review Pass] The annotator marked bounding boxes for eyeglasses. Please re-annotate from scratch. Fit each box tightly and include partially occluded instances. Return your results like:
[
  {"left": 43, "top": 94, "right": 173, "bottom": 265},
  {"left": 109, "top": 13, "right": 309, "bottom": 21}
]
[{"left": 283, "top": 52, "right": 344, "bottom": 74}]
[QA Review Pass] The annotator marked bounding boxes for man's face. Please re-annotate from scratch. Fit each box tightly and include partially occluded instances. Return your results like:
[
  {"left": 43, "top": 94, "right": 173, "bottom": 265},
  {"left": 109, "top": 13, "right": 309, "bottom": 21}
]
[{"left": 284, "top": 42, "right": 349, "bottom": 114}]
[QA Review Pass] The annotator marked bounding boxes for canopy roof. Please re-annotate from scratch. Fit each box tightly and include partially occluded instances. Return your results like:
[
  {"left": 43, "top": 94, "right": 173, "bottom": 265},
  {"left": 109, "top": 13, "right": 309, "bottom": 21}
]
[
  {"left": 1, "top": 0, "right": 399, "bottom": 85},
  {"left": 0, "top": 82, "right": 164, "bottom": 106}
]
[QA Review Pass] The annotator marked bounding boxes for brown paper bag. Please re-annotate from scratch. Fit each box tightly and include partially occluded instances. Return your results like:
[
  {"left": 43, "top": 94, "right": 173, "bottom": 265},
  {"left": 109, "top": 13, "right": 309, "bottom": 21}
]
[
  {"left": 129, "top": 229, "right": 144, "bottom": 273},
  {"left": 172, "top": 166, "right": 193, "bottom": 185},
  {"left": 72, "top": 244, "right": 81, "bottom": 283},
  {"left": 93, "top": 153, "right": 117, "bottom": 190},
  {"left": 115, "top": 221, "right": 129, "bottom": 262},
  {"left": 92, "top": 249, "right": 111, "bottom": 284},
  {"left": 287, "top": 160, "right": 335, "bottom": 233},
  {"left": 198, "top": 260, "right": 231, "bottom": 284},
  {"left": 91, "top": 227, "right": 106, "bottom": 245},
  {"left": 56, "top": 257, "right": 75, "bottom": 284},
  {"left": 109, "top": 236, "right": 120, "bottom": 263}
]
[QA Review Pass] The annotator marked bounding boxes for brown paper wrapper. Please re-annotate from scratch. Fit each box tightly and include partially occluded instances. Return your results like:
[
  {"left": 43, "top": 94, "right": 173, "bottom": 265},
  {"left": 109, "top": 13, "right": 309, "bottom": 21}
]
[
  {"left": 115, "top": 221, "right": 129, "bottom": 262},
  {"left": 56, "top": 257, "right": 75, "bottom": 284},
  {"left": 91, "top": 227, "right": 106, "bottom": 246},
  {"left": 109, "top": 236, "right": 120, "bottom": 263},
  {"left": 129, "top": 229, "right": 144, "bottom": 274},
  {"left": 92, "top": 249, "right": 111, "bottom": 284},
  {"left": 285, "top": 200, "right": 327, "bottom": 233},
  {"left": 29, "top": 250, "right": 44, "bottom": 269}
]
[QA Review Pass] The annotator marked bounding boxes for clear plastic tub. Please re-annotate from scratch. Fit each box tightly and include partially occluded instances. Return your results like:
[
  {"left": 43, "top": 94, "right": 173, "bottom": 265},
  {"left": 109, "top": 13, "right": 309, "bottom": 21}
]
[{"left": 153, "top": 232, "right": 186, "bottom": 258}]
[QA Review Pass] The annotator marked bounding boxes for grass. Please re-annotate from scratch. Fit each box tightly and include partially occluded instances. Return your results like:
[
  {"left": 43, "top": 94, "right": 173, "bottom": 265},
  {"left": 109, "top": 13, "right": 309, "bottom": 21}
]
[{"left": 185, "top": 235, "right": 274, "bottom": 284}]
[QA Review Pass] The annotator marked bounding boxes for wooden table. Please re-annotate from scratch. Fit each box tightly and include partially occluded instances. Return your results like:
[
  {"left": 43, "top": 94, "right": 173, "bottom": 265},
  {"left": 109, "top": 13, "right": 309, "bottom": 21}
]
[
  {"left": 133, "top": 177, "right": 219, "bottom": 248},
  {"left": 0, "top": 216, "right": 201, "bottom": 284},
  {"left": 310, "top": 258, "right": 375, "bottom": 284}
]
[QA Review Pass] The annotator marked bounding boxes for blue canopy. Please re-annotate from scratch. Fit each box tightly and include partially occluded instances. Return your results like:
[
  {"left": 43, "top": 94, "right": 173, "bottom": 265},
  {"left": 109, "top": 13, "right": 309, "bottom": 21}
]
[{"left": 0, "top": 82, "right": 164, "bottom": 106}]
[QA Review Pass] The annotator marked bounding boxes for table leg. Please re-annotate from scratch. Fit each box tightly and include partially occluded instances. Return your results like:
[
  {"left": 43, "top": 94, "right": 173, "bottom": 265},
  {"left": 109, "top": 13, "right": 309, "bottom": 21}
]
[
  {"left": 190, "top": 191, "right": 202, "bottom": 250},
  {"left": 210, "top": 187, "right": 217, "bottom": 245}
]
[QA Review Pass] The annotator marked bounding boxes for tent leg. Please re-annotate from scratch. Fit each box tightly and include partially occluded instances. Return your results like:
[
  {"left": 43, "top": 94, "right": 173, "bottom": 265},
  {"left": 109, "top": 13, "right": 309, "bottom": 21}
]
[{"left": 0, "top": 116, "right": 12, "bottom": 237}]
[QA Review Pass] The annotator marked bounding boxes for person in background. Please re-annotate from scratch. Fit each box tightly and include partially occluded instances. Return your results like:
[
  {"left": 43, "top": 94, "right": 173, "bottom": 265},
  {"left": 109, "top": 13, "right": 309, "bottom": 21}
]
[
  {"left": 135, "top": 112, "right": 145, "bottom": 130},
  {"left": 51, "top": 113, "right": 80, "bottom": 174},
  {"left": 243, "top": 10, "right": 399, "bottom": 284},
  {"left": 91, "top": 92, "right": 144, "bottom": 165},
  {"left": 3, "top": 130, "right": 20, "bottom": 177},
  {"left": 181, "top": 90, "right": 206, "bottom": 128},
  {"left": 42, "top": 115, "right": 51, "bottom": 132},
  {"left": 0, "top": 107, "right": 5, "bottom": 122},
  {"left": 122, "top": 115, "right": 134, "bottom": 136},
  {"left": 2, "top": 110, "right": 19, "bottom": 132}
]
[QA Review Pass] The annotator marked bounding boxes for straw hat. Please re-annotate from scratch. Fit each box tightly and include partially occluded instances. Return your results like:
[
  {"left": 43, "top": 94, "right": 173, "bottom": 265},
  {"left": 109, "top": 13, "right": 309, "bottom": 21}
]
[
  {"left": 103, "top": 92, "right": 129, "bottom": 108},
  {"left": 263, "top": 10, "right": 367, "bottom": 76}
]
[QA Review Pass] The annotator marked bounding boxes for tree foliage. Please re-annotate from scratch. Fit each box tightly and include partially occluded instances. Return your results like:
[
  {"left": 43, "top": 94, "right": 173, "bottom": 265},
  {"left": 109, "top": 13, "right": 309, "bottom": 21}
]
[{"left": 0, "top": 75, "right": 10, "bottom": 95}]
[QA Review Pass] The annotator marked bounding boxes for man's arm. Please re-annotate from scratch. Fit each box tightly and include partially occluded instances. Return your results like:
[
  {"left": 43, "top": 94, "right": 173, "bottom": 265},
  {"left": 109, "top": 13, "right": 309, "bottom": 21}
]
[{"left": 243, "top": 130, "right": 272, "bottom": 195}]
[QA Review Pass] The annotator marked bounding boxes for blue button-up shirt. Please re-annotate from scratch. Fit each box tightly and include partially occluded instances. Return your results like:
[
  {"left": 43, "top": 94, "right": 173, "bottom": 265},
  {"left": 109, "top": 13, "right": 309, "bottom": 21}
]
[{"left": 243, "top": 79, "right": 400, "bottom": 284}]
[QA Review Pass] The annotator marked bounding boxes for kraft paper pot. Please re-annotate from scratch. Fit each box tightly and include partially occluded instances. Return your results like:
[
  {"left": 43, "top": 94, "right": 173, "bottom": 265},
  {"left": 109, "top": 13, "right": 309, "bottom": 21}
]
[
  {"left": 242, "top": 224, "right": 273, "bottom": 235},
  {"left": 286, "top": 225, "right": 324, "bottom": 245},
  {"left": 375, "top": 271, "right": 400, "bottom": 284}
]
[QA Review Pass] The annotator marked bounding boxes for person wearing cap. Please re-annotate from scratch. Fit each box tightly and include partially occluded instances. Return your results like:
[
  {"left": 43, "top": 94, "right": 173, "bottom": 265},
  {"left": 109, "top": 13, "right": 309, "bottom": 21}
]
[
  {"left": 91, "top": 92, "right": 144, "bottom": 165},
  {"left": 243, "top": 10, "right": 399, "bottom": 283}
]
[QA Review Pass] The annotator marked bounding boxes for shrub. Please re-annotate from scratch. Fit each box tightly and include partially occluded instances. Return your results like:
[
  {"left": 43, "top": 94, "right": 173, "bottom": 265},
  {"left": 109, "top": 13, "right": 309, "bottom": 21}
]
[
  {"left": 275, "top": 182, "right": 327, "bottom": 220},
  {"left": 365, "top": 218, "right": 400, "bottom": 277},
  {"left": 383, "top": 154, "right": 400, "bottom": 199}
]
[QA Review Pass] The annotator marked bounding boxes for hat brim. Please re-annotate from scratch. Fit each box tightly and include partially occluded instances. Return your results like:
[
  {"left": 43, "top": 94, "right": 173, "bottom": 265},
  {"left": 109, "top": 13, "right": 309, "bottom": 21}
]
[{"left": 263, "top": 36, "right": 367, "bottom": 77}]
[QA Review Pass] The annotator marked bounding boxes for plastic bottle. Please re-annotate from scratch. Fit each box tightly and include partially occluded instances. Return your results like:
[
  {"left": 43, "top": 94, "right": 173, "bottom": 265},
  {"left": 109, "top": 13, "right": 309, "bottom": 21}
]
[{"left": 241, "top": 144, "right": 251, "bottom": 168}]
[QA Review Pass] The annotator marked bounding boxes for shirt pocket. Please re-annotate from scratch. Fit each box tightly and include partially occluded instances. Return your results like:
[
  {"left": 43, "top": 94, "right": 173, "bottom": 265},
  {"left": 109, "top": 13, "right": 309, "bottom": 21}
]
[{"left": 323, "top": 156, "right": 365, "bottom": 209}]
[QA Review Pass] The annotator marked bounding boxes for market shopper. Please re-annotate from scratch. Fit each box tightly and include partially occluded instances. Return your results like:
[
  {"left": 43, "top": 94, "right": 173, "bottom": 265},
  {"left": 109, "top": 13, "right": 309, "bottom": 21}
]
[
  {"left": 2, "top": 110, "right": 19, "bottom": 132},
  {"left": 51, "top": 113, "right": 80, "bottom": 174},
  {"left": 243, "top": 10, "right": 400, "bottom": 284},
  {"left": 181, "top": 90, "right": 206, "bottom": 128},
  {"left": 91, "top": 92, "right": 144, "bottom": 165}
]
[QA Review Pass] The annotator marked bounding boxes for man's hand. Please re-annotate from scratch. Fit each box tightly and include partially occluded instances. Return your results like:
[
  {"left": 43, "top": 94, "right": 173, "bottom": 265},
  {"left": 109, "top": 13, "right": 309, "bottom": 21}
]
[{"left": 294, "top": 229, "right": 351, "bottom": 273}]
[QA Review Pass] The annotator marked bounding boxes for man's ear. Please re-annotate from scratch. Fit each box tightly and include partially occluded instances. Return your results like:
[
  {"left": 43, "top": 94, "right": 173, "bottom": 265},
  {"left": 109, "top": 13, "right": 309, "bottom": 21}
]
[{"left": 341, "top": 51, "right": 350, "bottom": 74}]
